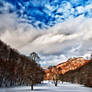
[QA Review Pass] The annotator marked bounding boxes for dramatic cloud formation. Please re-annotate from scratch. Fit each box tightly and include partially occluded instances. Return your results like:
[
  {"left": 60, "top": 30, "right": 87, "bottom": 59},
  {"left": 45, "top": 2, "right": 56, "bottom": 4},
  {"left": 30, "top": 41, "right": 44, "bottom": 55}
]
[
  {"left": 0, "top": 14, "right": 92, "bottom": 66},
  {"left": 0, "top": 1, "right": 92, "bottom": 67}
]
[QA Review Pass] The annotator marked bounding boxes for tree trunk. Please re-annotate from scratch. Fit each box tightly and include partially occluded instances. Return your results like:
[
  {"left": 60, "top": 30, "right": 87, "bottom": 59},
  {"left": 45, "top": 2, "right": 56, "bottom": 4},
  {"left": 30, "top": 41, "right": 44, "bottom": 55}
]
[
  {"left": 55, "top": 80, "right": 58, "bottom": 86},
  {"left": 31, "top": 84, "right": 34, "bottom": 90},
  {"left": 62, "top": 79, "right": 63, "bottom": 84}
]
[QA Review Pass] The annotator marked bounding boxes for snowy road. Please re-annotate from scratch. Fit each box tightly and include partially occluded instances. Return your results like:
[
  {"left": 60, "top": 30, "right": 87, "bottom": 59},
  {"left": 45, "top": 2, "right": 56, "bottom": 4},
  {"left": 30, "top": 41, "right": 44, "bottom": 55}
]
[{"left": 0, "top": 81, "right": 92, "bottom": 92}]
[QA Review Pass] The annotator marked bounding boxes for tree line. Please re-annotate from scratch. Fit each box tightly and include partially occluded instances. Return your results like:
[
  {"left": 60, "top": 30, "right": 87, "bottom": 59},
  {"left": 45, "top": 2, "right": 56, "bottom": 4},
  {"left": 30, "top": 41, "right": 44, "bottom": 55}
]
[
  {"left": 46, "top": 58, "right": 92, "bottom": 87},
  {"left": 62, "top": 59, "right": 92, "bottom": 87},
  {"left": 0, "top": 40, "right": 45, "bottom": 90}
]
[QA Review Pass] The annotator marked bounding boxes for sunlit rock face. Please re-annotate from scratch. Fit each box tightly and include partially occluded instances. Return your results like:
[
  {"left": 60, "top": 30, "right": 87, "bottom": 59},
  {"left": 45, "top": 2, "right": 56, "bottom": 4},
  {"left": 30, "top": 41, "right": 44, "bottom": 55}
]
[
  {"left": 1, "top": 0, "right": 92, "bottom": 28},
  {"left": 45, "top": 57, "right": 89, "bottom": 80}
]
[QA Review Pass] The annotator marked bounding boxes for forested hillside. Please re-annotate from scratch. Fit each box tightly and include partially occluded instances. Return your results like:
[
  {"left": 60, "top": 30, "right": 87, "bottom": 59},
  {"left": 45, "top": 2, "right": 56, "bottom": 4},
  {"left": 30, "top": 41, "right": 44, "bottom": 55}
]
[
  {"left": 45, "top": 57, "right": 89, "bottom": 80},
  {"left": 45, "top": 57, "right": 92, "bottom": 87},
  {"left": 62, "top": 59, "right": 92, "bottom": 87},
  {"left": 0, "top": 40, "right": 45, "bottom": 90}
]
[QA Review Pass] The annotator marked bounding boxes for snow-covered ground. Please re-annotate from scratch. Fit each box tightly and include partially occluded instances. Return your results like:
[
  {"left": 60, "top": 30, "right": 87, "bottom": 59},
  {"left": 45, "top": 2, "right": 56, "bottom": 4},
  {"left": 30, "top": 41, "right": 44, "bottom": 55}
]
[{"left": 0, "top": 81, "right": 92, "bottom": 92}]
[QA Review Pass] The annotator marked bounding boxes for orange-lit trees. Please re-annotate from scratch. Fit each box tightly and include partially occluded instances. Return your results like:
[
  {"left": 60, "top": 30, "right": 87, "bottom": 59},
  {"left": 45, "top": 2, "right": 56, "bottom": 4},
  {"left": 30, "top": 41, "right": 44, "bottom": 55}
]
[{"left": 48, "top": 66, "right": 62, "bottom": 86}]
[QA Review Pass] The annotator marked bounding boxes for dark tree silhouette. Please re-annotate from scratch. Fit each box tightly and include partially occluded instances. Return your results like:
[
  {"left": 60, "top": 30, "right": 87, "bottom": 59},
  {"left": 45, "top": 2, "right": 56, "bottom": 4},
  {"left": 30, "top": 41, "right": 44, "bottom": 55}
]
[{"left": 0, "top": 40, "right": 45, "bottom": 90}]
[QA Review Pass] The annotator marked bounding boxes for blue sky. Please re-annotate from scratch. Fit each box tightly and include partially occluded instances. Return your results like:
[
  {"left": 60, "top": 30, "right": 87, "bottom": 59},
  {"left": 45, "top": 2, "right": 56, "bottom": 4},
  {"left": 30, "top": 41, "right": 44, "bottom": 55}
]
[
  {"left": 1, "top": 0, "right": 92, "bottom": 28},
  {"left": 0, "top": 0, "right": 92, "bottom": 67}
]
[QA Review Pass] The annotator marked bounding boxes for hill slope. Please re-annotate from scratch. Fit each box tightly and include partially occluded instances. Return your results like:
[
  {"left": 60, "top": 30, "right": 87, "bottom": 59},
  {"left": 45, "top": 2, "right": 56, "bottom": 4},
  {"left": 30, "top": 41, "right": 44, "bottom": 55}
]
[
  {"left": 45, "top": 57, "right": 92, "bottom": 87},
  {"left": 63, "top": 59, "right": 92, "bottom": 87},
  {"left": 45, "top": 57, "right": 89, "bottom": 79},
  {"left": 0, "top": 40, "right": 44, "bottom": 88}
]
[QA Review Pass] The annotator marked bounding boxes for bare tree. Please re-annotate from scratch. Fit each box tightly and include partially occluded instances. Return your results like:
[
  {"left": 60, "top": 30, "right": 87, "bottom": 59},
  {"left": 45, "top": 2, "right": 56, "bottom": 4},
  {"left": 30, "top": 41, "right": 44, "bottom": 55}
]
[{"left": 30, "top": 52, "right": 40, "bottom": 63}]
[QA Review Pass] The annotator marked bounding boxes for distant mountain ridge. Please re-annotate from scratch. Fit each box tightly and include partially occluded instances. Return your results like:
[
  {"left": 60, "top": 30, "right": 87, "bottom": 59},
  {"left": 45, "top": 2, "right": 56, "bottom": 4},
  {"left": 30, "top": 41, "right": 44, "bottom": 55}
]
[
  {"left": 45, "top": 57, "right": 89, "bottom": 77},
  {"left": 56, "top": 57, "right": 89, "bottom": 74},
  {"left": 45, "top": 57, "right": 92, "bottom": 87}
]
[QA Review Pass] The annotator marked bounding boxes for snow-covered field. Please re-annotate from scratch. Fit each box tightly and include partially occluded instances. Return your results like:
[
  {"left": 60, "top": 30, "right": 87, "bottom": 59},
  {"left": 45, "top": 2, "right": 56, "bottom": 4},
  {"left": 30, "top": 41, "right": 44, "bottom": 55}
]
[{"left": 0, "top": 81, "right": 92, "bottom": 92}]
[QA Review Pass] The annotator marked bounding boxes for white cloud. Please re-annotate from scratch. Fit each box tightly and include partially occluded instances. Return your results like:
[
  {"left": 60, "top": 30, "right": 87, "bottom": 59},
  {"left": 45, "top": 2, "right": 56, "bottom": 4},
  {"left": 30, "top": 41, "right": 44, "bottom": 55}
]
[{"left": 0, "top": 2, "right": 92, "bottom": 67}]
